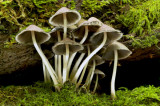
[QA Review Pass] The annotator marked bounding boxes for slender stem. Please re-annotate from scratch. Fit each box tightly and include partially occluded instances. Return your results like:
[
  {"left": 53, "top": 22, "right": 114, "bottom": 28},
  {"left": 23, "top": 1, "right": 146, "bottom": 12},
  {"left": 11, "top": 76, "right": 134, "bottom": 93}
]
[
  {"left": 93, "top": 74, "right": 98, "bottom": 93},
  {"left": 67, "top": 26, "right": 88, "bottom": 74},
  {"left": 42, "top": 61, "right": 47, "bottom": 82},
  {"left": 76, "top": 60, "right": 88, "bottom": 88},
  {"left": 57, "top": 31, "right": 62, "bottom": 83},
  {"left": 76, "top": 45, "right": 90, "bottom": 88},
  {"left": 55, "top": 55, "right": 58, "bottom": 74},
  {"left": 31, "top": 31, "right": 60, "bottom": 91},
  {"left": 63, "top": 13, "right": 67, "bottom": 39},
  {"left": 80, "top": 26, "right": 88, "bottom": 44},
  {"left": 39, "top": 44, "right": 51, "bottom": 83},
  {"left": 70, "top": 53, "right": 85, "bottom": 80},
  {"left": 87, "top": 60, "right": 95, "bottom": 90},
  {"left": 63, "top": 44, "right": 69, "bottom": 83},
  {"left": 72, "top": 32, "right": 107, "bottom": 83},
  {"left": 111, "top": 50, "right": 118, "bottom": 100}
]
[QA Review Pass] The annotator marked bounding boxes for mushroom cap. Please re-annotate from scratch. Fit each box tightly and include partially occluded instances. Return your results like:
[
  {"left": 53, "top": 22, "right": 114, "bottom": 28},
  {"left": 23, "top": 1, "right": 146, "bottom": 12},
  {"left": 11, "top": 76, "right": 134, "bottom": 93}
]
[
  {"left": 73, "top": 17, "right": 102, "bottom": 39},
  {"left": 79, "top": 44, "right": 105, "bottom": 55},
  {"left": 52, "top": 38, "right": 84, "bottom": 55},
  {"left": 90, "top": 24, "right": 123, "bottom": 45},
  {"left": 88, "top": 55, "right": 105, "bottom": 66},
  {"left": 16, "top": 25, "right": 50, "bottom": 45},
  {"left": 49, "top": 7, "right": 81, "bottom": 26},
  {"left": 48, "top": 26, "right": 74, "bottom": 44},
  {"left": 102, "top": 41, "right": 132, "bottom": 60},
  {"left": 94, "top": 69, "right": 105, "bottom": 78}
]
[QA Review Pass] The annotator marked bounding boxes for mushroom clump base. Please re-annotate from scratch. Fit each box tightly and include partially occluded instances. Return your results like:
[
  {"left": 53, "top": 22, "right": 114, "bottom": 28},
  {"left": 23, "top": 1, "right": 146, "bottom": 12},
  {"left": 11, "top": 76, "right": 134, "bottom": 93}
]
[{"left": 15, "top": 7, "right": 132, "bottom": 100}]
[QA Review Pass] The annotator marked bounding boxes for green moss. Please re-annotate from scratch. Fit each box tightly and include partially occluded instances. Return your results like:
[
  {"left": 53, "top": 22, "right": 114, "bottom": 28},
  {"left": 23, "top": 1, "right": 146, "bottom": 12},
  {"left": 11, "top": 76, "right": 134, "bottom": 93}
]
[
  {"left": 1, "top": 0, "right": 160, "bottom": 48},
  {"left": 0, "top": 82, "right": 160, "bottom": 105}
]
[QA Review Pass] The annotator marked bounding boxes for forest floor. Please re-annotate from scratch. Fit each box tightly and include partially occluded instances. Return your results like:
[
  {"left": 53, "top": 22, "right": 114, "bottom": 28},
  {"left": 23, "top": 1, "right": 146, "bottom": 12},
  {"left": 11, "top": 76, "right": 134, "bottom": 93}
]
[{"left": 0, "top": 82, "right": 159, "bottom": 106}]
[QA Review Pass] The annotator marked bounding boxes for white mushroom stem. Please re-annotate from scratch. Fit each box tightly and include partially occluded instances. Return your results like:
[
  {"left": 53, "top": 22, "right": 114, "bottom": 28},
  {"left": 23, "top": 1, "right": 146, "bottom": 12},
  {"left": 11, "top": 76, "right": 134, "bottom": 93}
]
[
  {"left": 63, "top": 44, "right": 69, "bottom": 83},
  {"left": 57, "top": 31, "right": 62, "bottom": 83},
  {"left": 72, "top": 33, "right": 107, "bottom": 83},
  {"left": 42, "top": 61, "right": 47, "bottom": 82},
  {"left": 80, "top": 26, "right": 88, "bottom": 44},
  {"left": 67, "top": 26, "right": 88, "bottom": 72},
  {"left": 93, "top": 74, "right": 98, "bottom": 93},
  {"left": 76, "top": 62, "right": 88, "bottom": 88},
  {"left": 55, "top": 55, "right": 58, "bottom": 74},
  {"left": 39, "top": 44, "right": 51, "bottom": 83},
  {"left": 70, "top": 53, "right": 85, "bottom": 80},
  {"left": 111, "top": 50, "right": 118, "bottom": 100},
  {"left": 43, "top": 62, "right": 51, "bottom": 83},
  {"left": 86, "top": 60, "right": 96, "bottom": 90},
  {"left": 63, "top": 13, "right": 67, "bottom": 39},
  {"left": 31, "top": 31, "right": 60, "bottom": 91},
  {"left": 76, "top": 45, "right": 90, "bottom": 88}
]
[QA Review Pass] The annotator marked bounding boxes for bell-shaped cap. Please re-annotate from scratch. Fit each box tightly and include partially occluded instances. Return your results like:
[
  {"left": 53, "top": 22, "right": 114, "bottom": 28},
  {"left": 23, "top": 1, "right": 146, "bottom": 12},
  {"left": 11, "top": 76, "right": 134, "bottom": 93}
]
[
  {"left": 102, "top": 41, "right": 132, "bottom": 60},
  {"left": 94, "top": 69, "right": 105, "bottom": 78},
  {"left": 90, "top": 24, "right": 123, "bottom": 45},
  {"left": 88, "top": 55, "right": 105, "bottom": 66},
  {"left": 52, "top": 38, "right": 84, "bottom": 55},
  {"left": 49, "top": 7, "right": 81, "bottom": 26},
  {"left": 48, "top": 26, "right": 74, "bottom": 44},
  {"left": 79, "top": 44, "right": 105, "bottom": 55},
  {"left": 16, "top": 25, "right": 50, "bottom": 45},
  {"left": 73, "top": 17, "right": 102, "bottom": 39}
]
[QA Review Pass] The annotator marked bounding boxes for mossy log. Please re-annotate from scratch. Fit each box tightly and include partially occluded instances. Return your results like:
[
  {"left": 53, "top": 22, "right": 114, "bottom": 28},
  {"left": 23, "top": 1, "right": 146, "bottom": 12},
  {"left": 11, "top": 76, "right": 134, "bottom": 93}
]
[{"left": 0, "top": 34, "right": 160, "bottom": 75}]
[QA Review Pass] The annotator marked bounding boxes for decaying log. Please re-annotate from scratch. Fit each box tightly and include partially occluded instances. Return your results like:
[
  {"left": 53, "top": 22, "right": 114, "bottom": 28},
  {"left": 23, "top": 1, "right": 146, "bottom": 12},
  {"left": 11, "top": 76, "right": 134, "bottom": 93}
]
[
  {"left": 122, "top": 40, "right": 160, "bottom": 61},
  {"left": 0, "top": 34, "right": 160, "bottom": 75}
]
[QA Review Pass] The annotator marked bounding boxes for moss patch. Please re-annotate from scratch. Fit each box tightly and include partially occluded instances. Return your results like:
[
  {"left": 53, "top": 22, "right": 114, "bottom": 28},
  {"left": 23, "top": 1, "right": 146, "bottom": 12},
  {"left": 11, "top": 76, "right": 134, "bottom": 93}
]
[{"left": 0, "top": 82, "right": 160, "bottom": 106}]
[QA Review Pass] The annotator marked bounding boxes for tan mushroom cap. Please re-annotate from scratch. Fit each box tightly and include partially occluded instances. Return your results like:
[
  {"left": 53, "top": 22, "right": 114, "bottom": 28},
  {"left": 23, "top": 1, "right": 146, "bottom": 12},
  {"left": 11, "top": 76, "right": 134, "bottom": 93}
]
[
  {"left": 73, "top": 17, "right": 102, "bottom": 39},
  {"left": 94, "top": 69, "right": 105, "bottom": 78},
  {"left": 88, "top": 55, "right": 105, "bottom": 66},
  {"left": 52, "top": 38, "right": 84, "bottom": 55},
  {"left": 48, "top": 26, "right": 74, "bottom": 43},
  {"left": 16, "top": 25, "right": 50, "bottom": 45},
  {"left": 49, "top": 7, "right": 81, "bottom": 26},
  {"left": 102, "top": 41, "right": 132, "bottom": 60},
  {"left": 90, "top": 24, "right": 123, "bottom": 45}
]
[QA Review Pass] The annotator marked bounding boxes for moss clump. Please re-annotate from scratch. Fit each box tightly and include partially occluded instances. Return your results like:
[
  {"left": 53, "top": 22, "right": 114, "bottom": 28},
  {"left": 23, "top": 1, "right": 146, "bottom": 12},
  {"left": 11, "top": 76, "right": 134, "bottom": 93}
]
[{"left": 0, "top": 82, "right": 160, "bottom": 105}]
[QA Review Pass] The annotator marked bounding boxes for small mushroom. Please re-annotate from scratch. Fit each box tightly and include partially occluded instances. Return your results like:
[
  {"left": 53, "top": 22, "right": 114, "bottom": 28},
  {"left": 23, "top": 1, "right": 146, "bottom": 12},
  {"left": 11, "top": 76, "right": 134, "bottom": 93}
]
[
  {"left": 92, "top": 69, "right": 105, "bottom": 93},
  {"left": 72, "top": 24, "right": 122, "bottom": 84},
  {"left": 83, "top": 55, "right": 104, "bottom": 90},
  {"left": 52, "top": 38, "right": 83, "bottom": 83},
  {"left": 68, "top": 17, "right": 102, "bottom": 73},
  {"left": 48, "top": 26, "right": 75, "bottom": 82},
  {"left": 16, "top": 25, "right": 60, "bottom": 91},
  {"left": 102, "top": 41, "right": 132, "bottom": 100},
  {"left": 49, "top": 7, "right": 81, "bottom": 39}
]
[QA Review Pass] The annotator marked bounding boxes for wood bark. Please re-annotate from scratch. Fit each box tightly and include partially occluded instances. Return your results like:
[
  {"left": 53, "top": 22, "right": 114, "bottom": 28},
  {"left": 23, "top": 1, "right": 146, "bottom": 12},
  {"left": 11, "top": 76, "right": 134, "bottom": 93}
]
[{"left": 0, "top": 34, "right": 160, "bottom": 75}]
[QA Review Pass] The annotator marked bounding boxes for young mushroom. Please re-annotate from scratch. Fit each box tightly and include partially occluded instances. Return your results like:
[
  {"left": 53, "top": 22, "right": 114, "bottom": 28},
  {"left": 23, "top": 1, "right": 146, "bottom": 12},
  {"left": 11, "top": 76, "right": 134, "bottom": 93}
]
[
  {"left": 48, "top": 26, "right": 75, "bottom": 82},
  {"left": 49, "top": 7, "right": 81, "bottom": 39},
  {"left": 102, "top": 41, "right": 132, "bottom": 100},
  {"left": 52, "top": 38, "right": 83, "bottom": 83},
  {"left": 67, "top": 17, "right": 102, "bottom": 73},
  {"left": 15, "top": 25, "right": 60, "bottom": 91},
  {"left": 72, "top": 24, "right": 122, "bottom": 84},
  {"left": 92, "top": 69, "right": 105, "bottom": 94}
]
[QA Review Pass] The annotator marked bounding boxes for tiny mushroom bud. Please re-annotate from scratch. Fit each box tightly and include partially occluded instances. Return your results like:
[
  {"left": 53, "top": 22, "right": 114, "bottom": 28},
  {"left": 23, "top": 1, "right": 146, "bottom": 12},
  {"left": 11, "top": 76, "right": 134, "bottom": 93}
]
[
  {"left": 102, "top": 41, "right": 132, "bottom": 100},
  {"left": 92, "top": 69, "right": 105, "bottom": 93}
]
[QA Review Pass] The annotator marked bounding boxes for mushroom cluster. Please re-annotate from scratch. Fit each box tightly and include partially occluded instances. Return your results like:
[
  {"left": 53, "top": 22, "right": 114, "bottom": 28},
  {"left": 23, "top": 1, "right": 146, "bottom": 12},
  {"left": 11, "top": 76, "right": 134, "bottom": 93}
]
[{"left": 15, "top": 7, "right": 132, "bottom": 99}]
